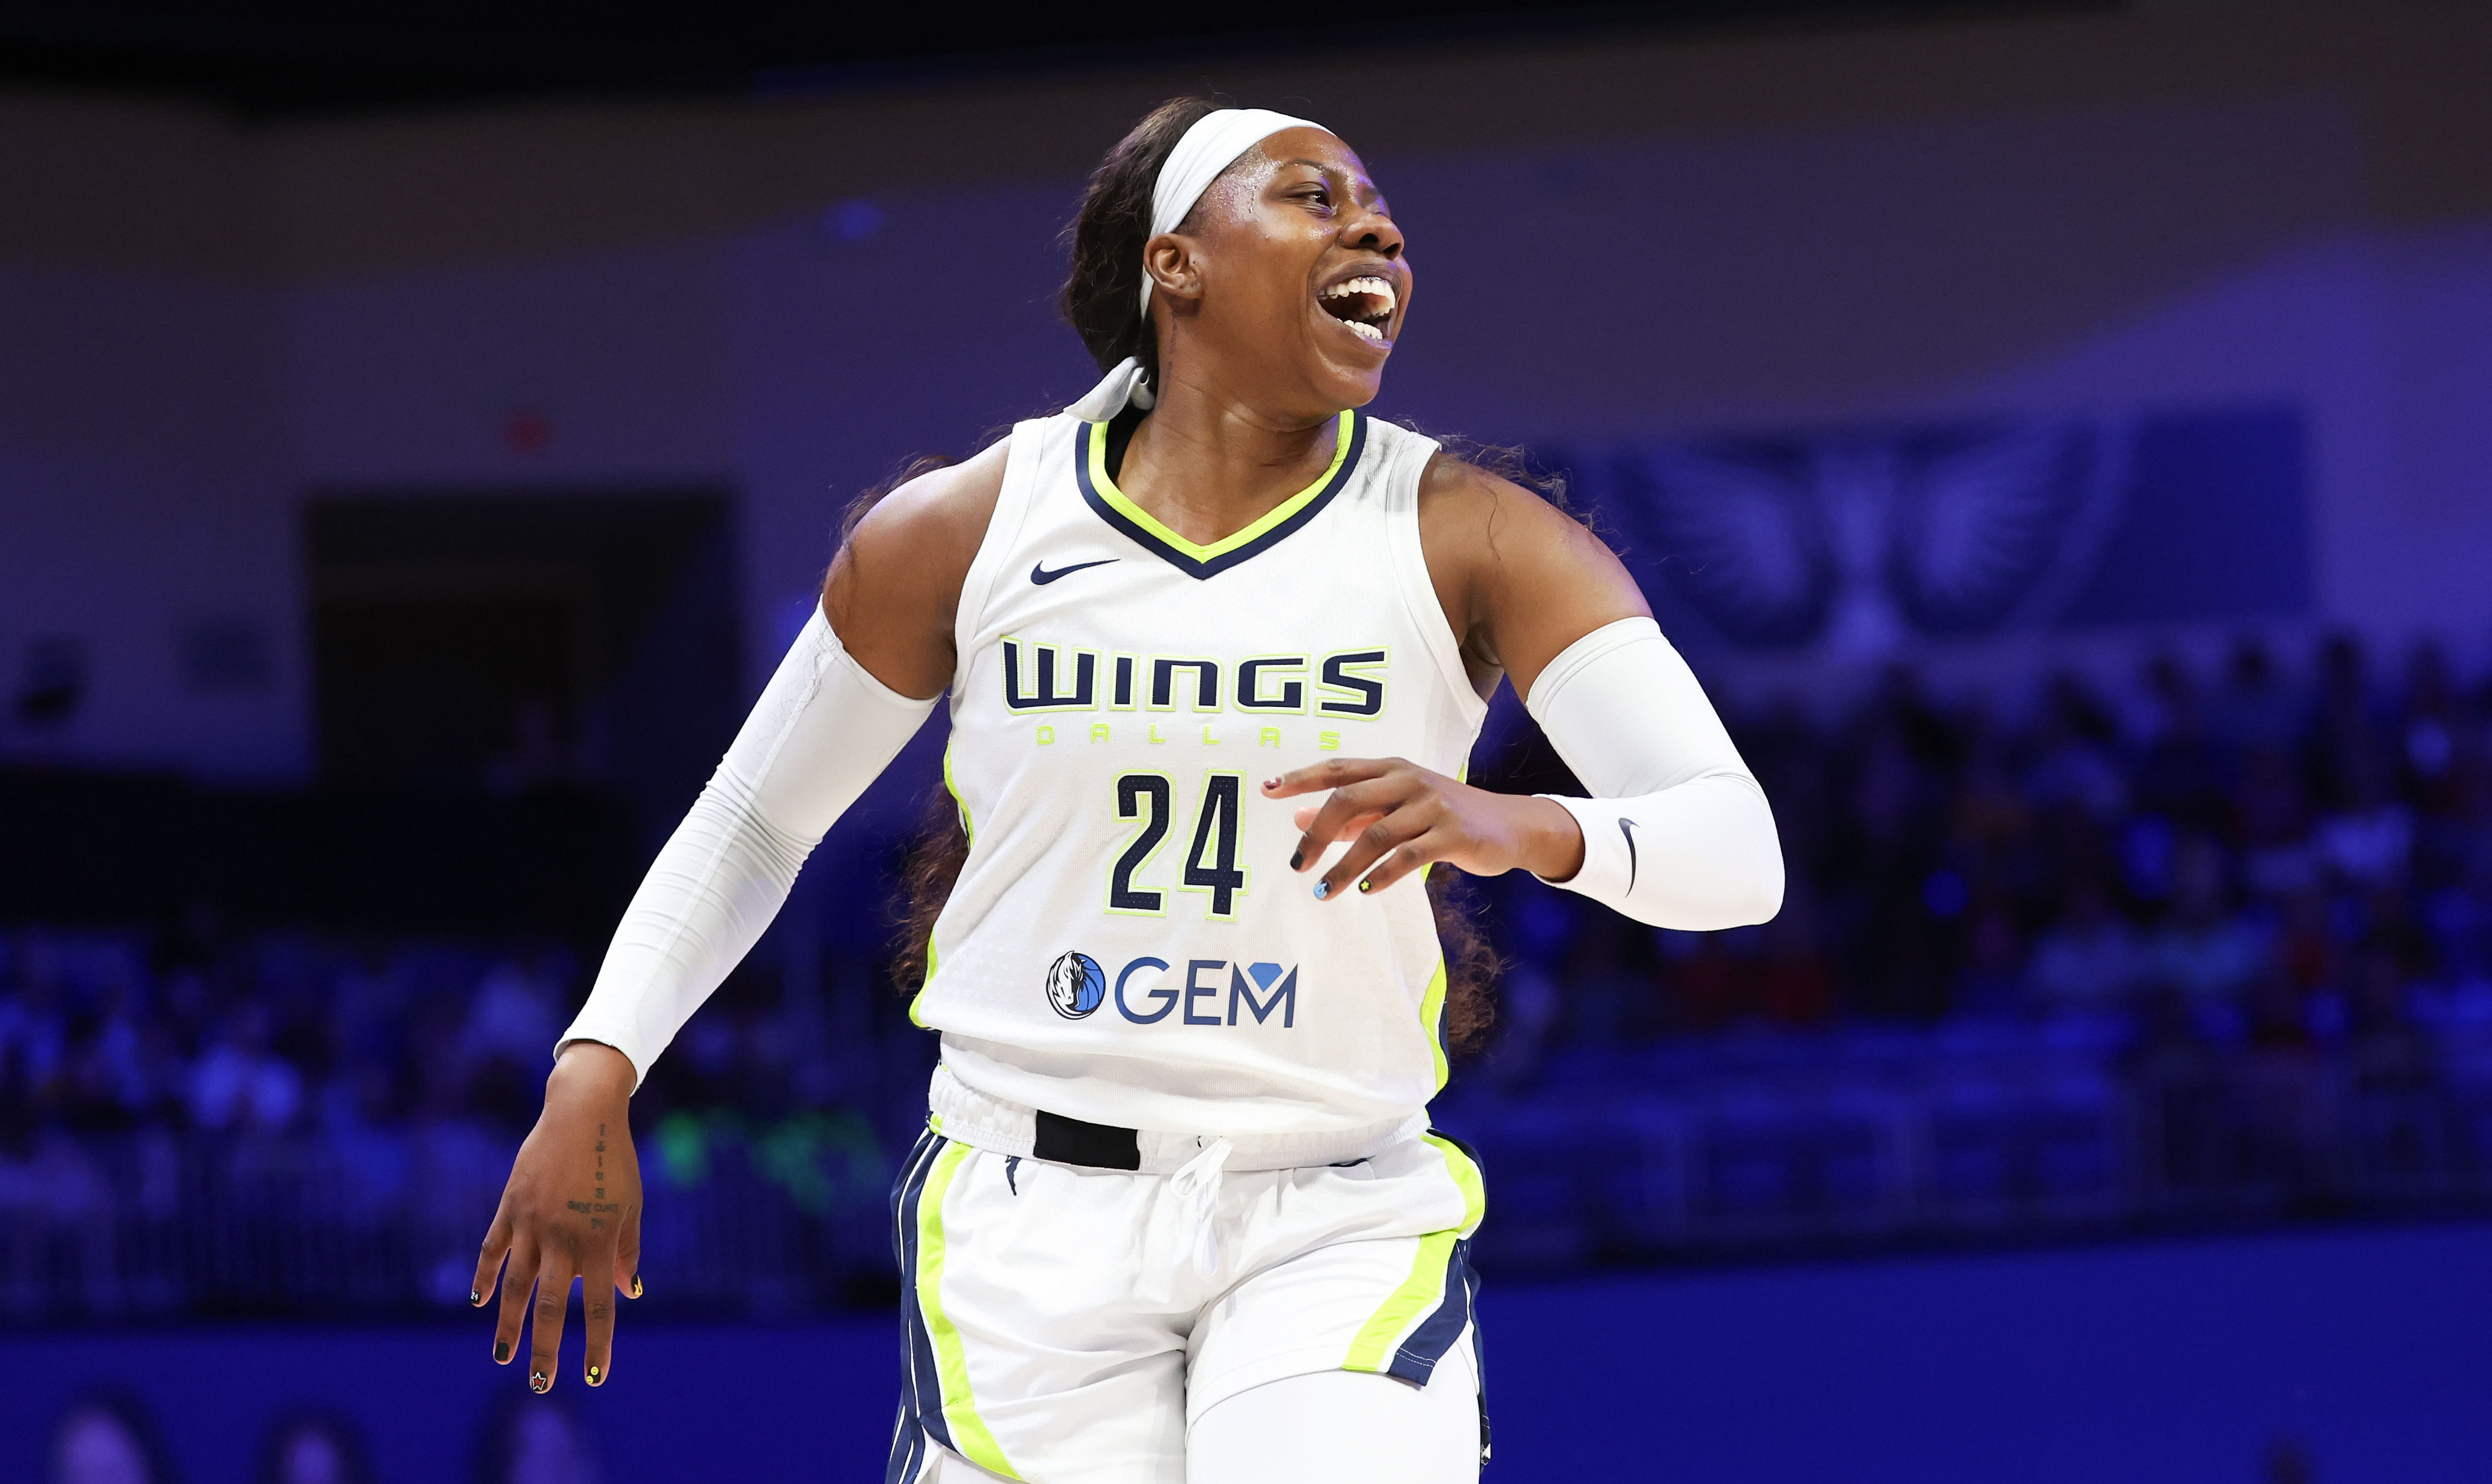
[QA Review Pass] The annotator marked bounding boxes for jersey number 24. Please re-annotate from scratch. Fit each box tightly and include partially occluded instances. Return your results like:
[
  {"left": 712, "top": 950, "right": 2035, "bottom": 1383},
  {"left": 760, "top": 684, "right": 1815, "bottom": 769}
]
[{"left": 1110, "top": 772, "right": 1247, "bottom": 919}]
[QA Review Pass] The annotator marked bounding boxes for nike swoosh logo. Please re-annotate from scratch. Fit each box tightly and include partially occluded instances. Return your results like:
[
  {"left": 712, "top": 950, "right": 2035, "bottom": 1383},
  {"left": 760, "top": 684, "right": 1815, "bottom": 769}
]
[
  {"left": 1031, "top": 558, "right": 1117, "bottom": 585},
  {"left": 1619, "top": 817, "right": 1640, "bottom": 892}
]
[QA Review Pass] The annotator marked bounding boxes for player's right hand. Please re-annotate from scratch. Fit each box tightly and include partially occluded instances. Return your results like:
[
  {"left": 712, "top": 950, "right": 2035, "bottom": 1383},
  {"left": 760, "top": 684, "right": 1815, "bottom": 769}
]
[{"left": 473, "top": 1039, "right": 643, "bottom": 1392}]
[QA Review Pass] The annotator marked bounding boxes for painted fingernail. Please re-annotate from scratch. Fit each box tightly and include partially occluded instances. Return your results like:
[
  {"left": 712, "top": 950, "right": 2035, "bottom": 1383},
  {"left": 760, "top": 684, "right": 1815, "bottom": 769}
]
[
  {"left": 631, "top": 1274, "right": 644, "bottom": 1299},
  {"left": 469, "top": 1289, "right": 482, "bottom": 1306},
  {"left": 587, "top": 1364, "right": 603, "bottom": 1386},
  {"left": 1313, "top": 881, "right": 1331, "bottom": 901},
  {"left": 1262, "top": 777, "right": 1280, "bottom": 790},
  {"left": 1358, "top": 878, "right": 1373, "bottom": 894},
  {"left": 530, "top": 1370, "right": 550, "bottom": 1393},
  {"left": 495, "top": 1341, "right": 511, "bottom": 1364},
  {"left": 1288, "top": 849, "right": 1303, "bottom": 871}
]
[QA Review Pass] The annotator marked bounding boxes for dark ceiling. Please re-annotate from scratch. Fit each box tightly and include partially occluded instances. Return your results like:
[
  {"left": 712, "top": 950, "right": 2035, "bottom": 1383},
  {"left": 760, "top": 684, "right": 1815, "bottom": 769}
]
[{"left": 0, "top": 1, "right": 2108, "bottom": 116}]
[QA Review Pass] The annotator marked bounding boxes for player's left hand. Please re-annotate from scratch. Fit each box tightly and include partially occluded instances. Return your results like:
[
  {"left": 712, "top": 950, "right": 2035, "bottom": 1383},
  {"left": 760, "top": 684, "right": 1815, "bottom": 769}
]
[{"left": 1263, "top": 756, "right": 1586, "bottom": 899}]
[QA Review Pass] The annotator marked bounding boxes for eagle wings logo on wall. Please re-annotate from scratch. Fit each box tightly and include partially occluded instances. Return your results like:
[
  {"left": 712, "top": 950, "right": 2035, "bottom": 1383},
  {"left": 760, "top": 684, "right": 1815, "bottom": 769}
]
[{"left": 1605, "top": 420, "right": 2134, "bottom": 657}]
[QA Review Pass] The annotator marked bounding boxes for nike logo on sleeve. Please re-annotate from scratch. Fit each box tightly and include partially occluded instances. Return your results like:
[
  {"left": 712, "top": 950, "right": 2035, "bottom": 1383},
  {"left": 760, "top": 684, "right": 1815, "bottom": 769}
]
[
  {"left": 1031, "top": 558, "right": 1117, "bottom": 585},
  {"left": 1619, "top": 817, "right": 1641, "bottom": 891}
]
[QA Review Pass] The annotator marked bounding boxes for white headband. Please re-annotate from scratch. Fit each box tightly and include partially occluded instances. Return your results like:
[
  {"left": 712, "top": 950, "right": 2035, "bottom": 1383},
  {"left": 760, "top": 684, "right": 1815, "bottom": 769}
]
[{"left": 1068, "top": 106, "right": 1328, "bottom": 422}]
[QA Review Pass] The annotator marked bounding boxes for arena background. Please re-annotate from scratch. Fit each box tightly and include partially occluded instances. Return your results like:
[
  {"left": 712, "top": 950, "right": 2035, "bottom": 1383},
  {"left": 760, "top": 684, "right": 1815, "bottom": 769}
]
[{"left": 7, "top": 1, "right": 2492, "bottom": 1478}]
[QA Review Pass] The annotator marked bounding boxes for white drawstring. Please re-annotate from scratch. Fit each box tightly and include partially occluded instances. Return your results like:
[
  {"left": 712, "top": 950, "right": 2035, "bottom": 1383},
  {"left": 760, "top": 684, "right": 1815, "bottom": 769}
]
[{"left": 1164, "top": 1136, "right": 1234, "bottom": 1275}]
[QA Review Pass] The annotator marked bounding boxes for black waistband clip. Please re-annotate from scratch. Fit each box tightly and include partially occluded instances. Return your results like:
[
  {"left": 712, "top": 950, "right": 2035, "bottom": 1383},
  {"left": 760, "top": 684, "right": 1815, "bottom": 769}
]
[{"left": 1033, "top": 1109, "right": 1142, "bottom": 1170}]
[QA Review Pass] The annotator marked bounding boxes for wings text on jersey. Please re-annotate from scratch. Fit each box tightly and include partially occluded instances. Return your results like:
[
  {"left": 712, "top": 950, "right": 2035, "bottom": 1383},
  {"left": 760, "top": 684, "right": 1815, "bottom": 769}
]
[{"left": 1001, "top": 637, "right": 1389, "bottom": 718}]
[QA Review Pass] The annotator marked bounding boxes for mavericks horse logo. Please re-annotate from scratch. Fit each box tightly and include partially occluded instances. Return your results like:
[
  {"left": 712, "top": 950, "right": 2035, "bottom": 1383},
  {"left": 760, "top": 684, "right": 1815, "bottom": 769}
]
[{"left": 1045, "top": 951, "right": 1107, "bottom": 1019}]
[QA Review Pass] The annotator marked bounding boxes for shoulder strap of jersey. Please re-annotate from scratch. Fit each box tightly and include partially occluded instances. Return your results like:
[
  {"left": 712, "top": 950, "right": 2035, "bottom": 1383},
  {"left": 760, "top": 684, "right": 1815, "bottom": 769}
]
[
  {"left": 949, "top": 415, "right": 1079, "bottom": 704},
  {"left": 1371, "top": 419, "right": 1488, "bottom": 731},
  {"left": 1356, "top": 417, "right": 1444, "bottom": 516}
]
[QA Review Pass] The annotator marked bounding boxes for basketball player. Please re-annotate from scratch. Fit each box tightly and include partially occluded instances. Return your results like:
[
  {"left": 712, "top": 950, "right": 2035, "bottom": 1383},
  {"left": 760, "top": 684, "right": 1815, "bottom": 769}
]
[{"left": 472, "top": 100, "right": 1784, "bottom": 1482}]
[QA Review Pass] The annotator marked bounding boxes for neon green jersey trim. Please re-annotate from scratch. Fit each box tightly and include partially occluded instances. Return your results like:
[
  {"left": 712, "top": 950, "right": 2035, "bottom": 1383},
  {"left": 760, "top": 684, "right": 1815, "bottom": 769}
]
[
  {"left": 1342, "top": 1134, "right": 1487, "bottom": 1373},
  {"left": 910, "top": 741, "right": 973, "bottom": 1030},
  {"left": 1420, "top": 960, "right": 1451, "bottom": 1091},
  {"left": 1084, "top": 410, "right": 1353, "bottom": 563},
  {"left": 916, "top": 1141, "right": 1020, "bottom": 1478},
  {"left": 1343, "top": 1229, "right": 1457, "bottom": 1374},
  {"left": 942, "top": 738, "right": 975, "bottom": 847},
  {"left": 909, "top": 942, "right": 933, "bottom": 1029},
  {"left": 1424, "top": 1131, "right": 1487, "bottom": 1236}
]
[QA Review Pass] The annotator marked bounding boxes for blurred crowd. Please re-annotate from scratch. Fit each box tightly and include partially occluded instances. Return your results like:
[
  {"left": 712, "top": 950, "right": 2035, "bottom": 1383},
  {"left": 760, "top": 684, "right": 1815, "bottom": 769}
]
[
  {"left": 7, "top": 629, "right": 2492, "bottom": 1313},
  {"left": 45, "top": 1388, "right": 598, "bottom": 1484},
  {"left": 7, "top": 631, "right": 2492, "bottom": 1132},
  {"left": 0, "top": 917, "right": 909, "bottom": 1321},
  {"left": 0, "top": 925, "right": 587, "bottom": 1145},
  {"left": 0, "top": 916, "right": 918, "bottom": 1151},
  {"left": 1479, "top": 633, "right": 2492, "bottom": 1089}
]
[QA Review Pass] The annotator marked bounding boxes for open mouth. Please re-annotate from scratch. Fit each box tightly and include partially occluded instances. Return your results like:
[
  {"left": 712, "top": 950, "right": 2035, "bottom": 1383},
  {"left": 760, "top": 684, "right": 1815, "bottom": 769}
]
[{"left": 1317, "top": 275, "right": 1397, "bottom": 344}]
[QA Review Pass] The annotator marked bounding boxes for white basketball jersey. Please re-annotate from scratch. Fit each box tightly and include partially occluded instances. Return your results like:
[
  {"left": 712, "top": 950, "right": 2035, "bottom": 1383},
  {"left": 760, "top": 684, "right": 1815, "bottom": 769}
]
[{"left": 916, "top": 408, "right": 1489, "bottom": 1137}]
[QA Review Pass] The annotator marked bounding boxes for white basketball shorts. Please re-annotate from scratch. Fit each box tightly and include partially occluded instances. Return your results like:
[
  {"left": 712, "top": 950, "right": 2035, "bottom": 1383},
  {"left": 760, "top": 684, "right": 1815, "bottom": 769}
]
[{"left": 884, "top": 1109, "right": 1487, "bottom": 1483}]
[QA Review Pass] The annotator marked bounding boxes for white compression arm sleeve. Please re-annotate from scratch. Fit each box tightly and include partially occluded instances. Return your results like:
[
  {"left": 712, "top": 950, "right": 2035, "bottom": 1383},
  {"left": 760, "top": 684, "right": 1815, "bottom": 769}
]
[
  {"left": 1524, "top": 617, "right": 1783, "bottom": 930},
  {"left": 557, "top": 608, "right": 937, "bottom": 1084}
]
